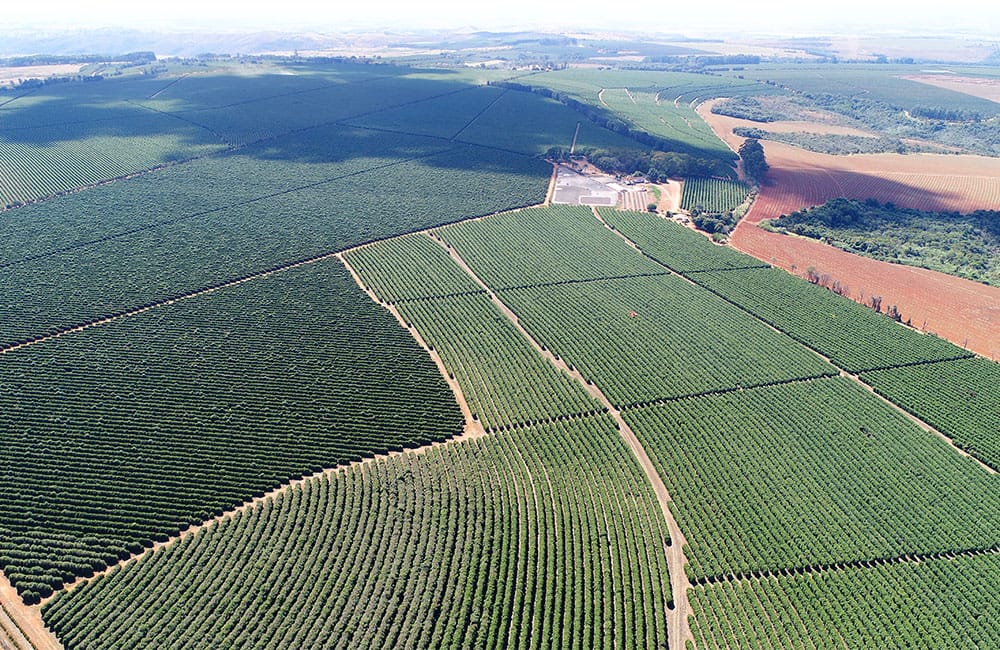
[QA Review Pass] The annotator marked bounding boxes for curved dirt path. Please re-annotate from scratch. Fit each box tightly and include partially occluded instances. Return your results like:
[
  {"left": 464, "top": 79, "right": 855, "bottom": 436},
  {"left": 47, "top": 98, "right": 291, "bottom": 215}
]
[
  {"left": 428, "top": 234, "right": 694, "bottom": 650},
  {"left": 37, "top": 253, "right": 489, "bottom": 610},
  {"left": 338, "top": 253, "right": 485, "bottom": 440}
]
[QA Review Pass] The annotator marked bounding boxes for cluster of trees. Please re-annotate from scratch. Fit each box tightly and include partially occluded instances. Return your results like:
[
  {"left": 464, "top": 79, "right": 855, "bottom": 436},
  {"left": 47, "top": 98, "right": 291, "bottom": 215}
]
[
  {"left": 772, "top": 198, "right": 1000, "bottom": 285},
  {"left": 0, "top": 52, "right": 155, "bottom": 67},
  {"left": 797, "top": 92, "right": 1000, "bottom": 157},
  {"left": 732, "top": 127, "right": 916, "bottom": 155},
  {"left": 711, "top": 97, "right": 785, "bottom": 122},
  {"left": 738, "top": 138, "right": 768, "bottom": 184},
  {"left": 497, "top": 81, "right": 738, "bottom": 169},
  {"left": 547, "top": 146, "right": 730, "bottom": 180},
  {"left": 910, "top": 106, "right": 984, "bottom": 122}
]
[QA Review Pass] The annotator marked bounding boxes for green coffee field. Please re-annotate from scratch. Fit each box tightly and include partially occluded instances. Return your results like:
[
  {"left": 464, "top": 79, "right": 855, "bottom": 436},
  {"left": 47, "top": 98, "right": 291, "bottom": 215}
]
[{"left": 0, "top": 59, "right": 997, "bottom": 649}]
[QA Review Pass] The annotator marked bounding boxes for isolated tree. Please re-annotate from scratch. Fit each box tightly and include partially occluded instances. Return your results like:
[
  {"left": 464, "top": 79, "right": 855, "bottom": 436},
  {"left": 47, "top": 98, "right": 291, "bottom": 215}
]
[{"left": 739, "top": 138, "right": 768, "bottom": 185}]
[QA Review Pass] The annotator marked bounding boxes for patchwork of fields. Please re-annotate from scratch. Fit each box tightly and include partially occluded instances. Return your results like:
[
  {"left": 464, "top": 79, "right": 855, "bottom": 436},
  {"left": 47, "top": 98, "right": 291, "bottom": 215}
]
[
  {"left": 698, "top": 101, "right": 1000, "bottom": 360},
  {"left": 1, "top": 60, "right": 998, "bottom": 649}
]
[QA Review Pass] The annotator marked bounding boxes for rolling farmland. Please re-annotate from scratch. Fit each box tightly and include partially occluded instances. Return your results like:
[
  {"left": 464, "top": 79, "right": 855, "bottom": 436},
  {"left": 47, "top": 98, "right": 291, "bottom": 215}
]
[
  {"left": 1, "top": 55, "right": 999, "bottom": 650},
  {"left": 624, "top": 377, "right": 1000, "bottom": 580},
  {"left": 0, "top": 261, "right": 462, "bottom": 601},
  {"left": 345, "top": 233, "right": 603, "bottom": 430},
  {"left": 432, "top": 205, "right": 666, "bottom": 288},
  {"left": 699, "top": 101, "right": 1000, "bottom": 360},
  {"left": 860, "top": 357, "right": 1000, "bottom": 470}
]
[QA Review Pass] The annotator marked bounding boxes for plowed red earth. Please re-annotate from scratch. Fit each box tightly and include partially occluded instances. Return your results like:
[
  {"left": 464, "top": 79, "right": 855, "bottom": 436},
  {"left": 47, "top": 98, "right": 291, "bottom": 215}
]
[{"left": 699, "top": 102, "right": 1000, "bottom": 360}]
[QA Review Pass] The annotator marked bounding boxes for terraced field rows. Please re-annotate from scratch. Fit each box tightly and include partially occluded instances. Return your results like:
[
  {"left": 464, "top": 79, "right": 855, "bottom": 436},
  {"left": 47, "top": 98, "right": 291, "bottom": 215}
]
[
  {"left": 597, "top": 208, "right": 768, "bottom": 272},
  {"left": 860, "top": 357, "right": 1000, "bottom": 470},
  {"left": 43, "top": 417, "right": 673, "bottom": 650},
  {"left": 4, "top": 62, "right": 998, "bottom": 650},
  {"left": 689, "top": 266, "right": 969, "bottom": 372},
  {"left": 344, "top": 233, "right": 603, "bottom": 431},
  {"left": 432, "top": 205, "right": 665, "bottom": 288},
  {"left": 679, "top": 177, "right": 750, "bottom": 214},
  {"left": 498, "top": 275, "right": 835, "bottom": 407},
  {"left": 690, "top": 552, "right": 1000, "bottom": 649},
  {"left": 343, "top": 234, "right": 484, "bottom": 304},
  {"left": 0, "top": 144, "right": 548, "bottom": 349},
  {"left": 396, "top": 293, "right": 604, "bottom": 430}
]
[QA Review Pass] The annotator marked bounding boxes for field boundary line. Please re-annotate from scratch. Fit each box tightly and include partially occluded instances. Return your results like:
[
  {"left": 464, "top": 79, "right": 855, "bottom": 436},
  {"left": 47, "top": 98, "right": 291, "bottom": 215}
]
[
  {"left": 482, "top": 408, "right": 610, "bottom": 435},
  {"left": 851, "top": 354, "right": 977, "bottom": 375},
  {"left": 425, "top": 232, "right": 695, "bottom": 650},
  {"left": 683, "top": 264, "right": 772, "bottom": 274},
  {"left": 40, "top": 427, "right": 483, "bottom": 610},
  {"left": 2, "top": 181, "right": 550, "bottom": 356},
  {"left": 2, "top": 80, "right": 506, "bottom": 216},
  {"left": 543, "top": 161, "right": 557, "bottom": 205},
  {"left": 493, "top": 270, "right": 675, "bottom": 293},
  {"left": 337, "top": 253, "right": 486, "bottom": 441},
  {"left": 0, "top": 150, "right": 223, "bottom": 215},
  {"left": 341, "top": 121, "right": 554, "bottom": 159},
  {"left": 381, "top": 270, "right": 680, "bottom": 304},
  {"left": 449, "top": 88, "right": 509, "bottom": 141},
  {"left": 29, "top": 253, "right": 495, "bottom": 617},
  {"left": 0, "top": 250, "right": 346, "bottom": 355},
  {"left": 692, "top": 543, "right": 1000, "bottom": 588},
  {"left": 126, "top": 98, "right": 231, "bottom": 143},
  {"left": 618, "top": 373, "right": 840, "bottom": 411},
  {"left": 0, "top": 601, "right": 33, "bottom": 650},
  {"left": 589, "top": 210, "right": 998, "bottom": 476},
  {"left": 146, "top": 73, "right": 190, "bottom": 100},
  {"left": 388, "top": 288, "right": 488, "bottom": 305},
  {"left": 0, "top": 147, "right": 457, "bottom": 268}
]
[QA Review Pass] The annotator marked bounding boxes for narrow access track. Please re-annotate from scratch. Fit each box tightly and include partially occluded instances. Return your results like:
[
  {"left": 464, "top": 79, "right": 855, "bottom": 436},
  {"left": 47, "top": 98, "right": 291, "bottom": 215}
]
[
  {"left": 426, "top": 231, "right": 695, "bottom": 650},
  {"left": 1, "top": 572, "right": 60, "bottom": 650},
  {"left": 39, "top": 249, "right": 494, "bottom": 607},
  {"left": 591, "top": 206, "right": 996, "bottom": 477},
  {"left": 338, "top": 253, "right": 485, "bottom": 440}
]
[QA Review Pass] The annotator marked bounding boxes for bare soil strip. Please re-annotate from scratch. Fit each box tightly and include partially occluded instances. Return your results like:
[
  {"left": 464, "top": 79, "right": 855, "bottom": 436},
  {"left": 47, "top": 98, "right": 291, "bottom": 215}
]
[
  {"left": 900, "top": 74, "right": 1000, "bottom": 104},
  {"left": 426, "top": 232, "right": 694, "bottom": 650},
  {"left": 696, "top": 98, "right": 1000, "bottom": 360},
  {"left": 543, "top": 161, "right": 558, "bottom": 206},
  {"left": 0, "top": 573, "right": 59, "bottom": 650}
]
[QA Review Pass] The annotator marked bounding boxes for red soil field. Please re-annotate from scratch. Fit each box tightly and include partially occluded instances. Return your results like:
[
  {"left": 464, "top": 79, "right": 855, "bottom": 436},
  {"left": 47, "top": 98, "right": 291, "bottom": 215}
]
[
  {"left": 901, "top": 74, "right": 1000, "bottom": 104},
  {"left": 698, "top": 102, "right": 1000, "bottom": 360}
]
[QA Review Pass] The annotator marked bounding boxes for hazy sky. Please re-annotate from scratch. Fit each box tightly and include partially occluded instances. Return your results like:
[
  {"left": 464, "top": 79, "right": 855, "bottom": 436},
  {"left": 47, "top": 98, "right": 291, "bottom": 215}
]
[{"left": 6, "top": 0, "right": 1000, "bottom": 36}]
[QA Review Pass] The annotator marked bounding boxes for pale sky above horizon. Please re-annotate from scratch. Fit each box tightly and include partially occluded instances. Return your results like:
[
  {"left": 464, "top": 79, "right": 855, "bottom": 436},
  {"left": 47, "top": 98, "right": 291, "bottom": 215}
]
[{"left": 5, "top": 0, "right": 1000, "bottom": 37}]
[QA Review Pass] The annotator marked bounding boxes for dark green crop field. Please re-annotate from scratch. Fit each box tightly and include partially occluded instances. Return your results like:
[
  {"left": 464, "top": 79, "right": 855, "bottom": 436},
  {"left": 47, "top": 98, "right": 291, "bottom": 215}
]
[{"left": 1, "top": 56, "right": 997, "bottom": 649}]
